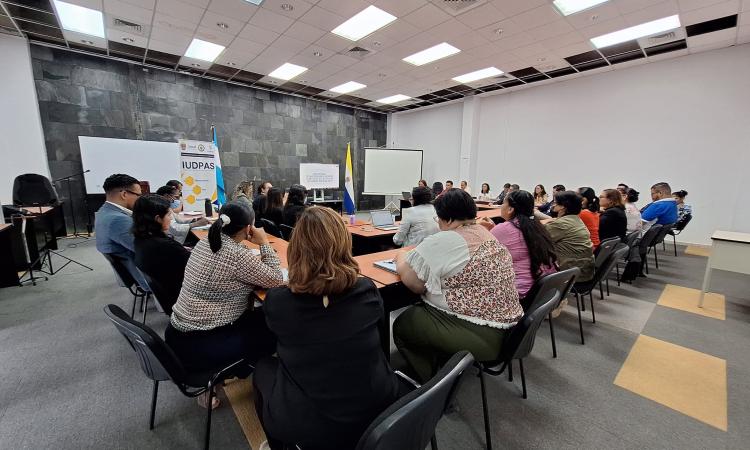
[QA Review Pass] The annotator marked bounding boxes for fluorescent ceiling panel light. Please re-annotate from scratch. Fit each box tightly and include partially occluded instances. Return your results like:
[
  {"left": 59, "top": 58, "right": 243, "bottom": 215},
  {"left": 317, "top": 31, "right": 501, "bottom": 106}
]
[
  {"left": 591, "top": 15, "right": 681, "bottom": 48},
  {"left": 403, "top": 42, "right": 460, "bottom": 66},
  {"left": 268, "top": 62, "right": 308, "bottom": 80},
  {"left": 453, "top": 67, "right": 504, "bottom": 84},
  {"left": 330, "top": 81, "right": 367, "bottom": 94},
  {"left": 377, "top": 94, "right": 410, "bottom": 104},
  {"left": 184, "top": 38, "right": 226, "bottom": 62},
  {"left": 53, "top": 0, "right": 105, "bottom": 38},
  {"left": 552, "top": 0, "right": 610, "bottom": 16},
  {"left": 332, "top": 5, "right": 397, "bottom": 41},
  {"left": 243, "top": 0, "right": 264, "bottom": 5}
]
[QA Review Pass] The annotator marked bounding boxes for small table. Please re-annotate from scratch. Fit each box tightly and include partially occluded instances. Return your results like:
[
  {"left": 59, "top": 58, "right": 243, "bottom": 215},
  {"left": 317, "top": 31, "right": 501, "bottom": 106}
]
[
  {"left": 699, "top": 231, "right": 750, "bottom": 307},
  {"left": 309, "top": 199, "right": 343, "bottom": 214}
]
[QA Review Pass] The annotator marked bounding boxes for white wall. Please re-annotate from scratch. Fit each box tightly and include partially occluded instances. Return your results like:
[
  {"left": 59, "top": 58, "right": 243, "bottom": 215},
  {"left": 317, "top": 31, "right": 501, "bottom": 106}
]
[
  {"left": 389, "top": 102, "right": 463, "bottom": 186},
  {"left": 391, "top": 44, "right": 750, "bottom": 245},
  {"left": 0, "top": 35, "right": 50, "bottom": 207}
]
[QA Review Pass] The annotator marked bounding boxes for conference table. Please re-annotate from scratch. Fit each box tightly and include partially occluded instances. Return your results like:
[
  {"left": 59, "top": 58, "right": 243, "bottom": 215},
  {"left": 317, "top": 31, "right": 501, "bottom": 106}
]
[{"left": 699, "top": 230, "right": 750, "bottom": 307}]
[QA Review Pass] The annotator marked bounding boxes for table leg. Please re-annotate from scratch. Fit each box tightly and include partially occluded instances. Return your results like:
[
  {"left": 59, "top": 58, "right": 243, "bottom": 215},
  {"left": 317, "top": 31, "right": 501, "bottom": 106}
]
[{"left": 699, "top": 256, "right": 713, "bottom": 308}]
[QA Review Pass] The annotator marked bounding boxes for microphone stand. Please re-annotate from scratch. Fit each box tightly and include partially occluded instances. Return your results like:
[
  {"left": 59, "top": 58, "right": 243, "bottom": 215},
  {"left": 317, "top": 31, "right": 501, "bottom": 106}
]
[{"left": 53, "top": 170, "right": 91, "bottom": 238}]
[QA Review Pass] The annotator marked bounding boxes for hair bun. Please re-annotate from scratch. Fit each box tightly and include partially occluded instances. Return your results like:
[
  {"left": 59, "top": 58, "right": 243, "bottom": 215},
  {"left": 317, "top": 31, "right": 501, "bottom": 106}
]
[{"left": 220, "top": 214, "right": 231, "bottom": 227}]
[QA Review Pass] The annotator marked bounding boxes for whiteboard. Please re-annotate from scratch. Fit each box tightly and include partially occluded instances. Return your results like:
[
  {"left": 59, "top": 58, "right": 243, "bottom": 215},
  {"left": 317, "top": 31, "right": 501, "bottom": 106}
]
[
  {"left": 364, "top": 148, "right": 423, "bottom": 196},
  {"left": 79, "top": 136, "right": 181, "bottom": 194},
  {"left": 300, "top": 163, "right": 339, "bottom": 189}
]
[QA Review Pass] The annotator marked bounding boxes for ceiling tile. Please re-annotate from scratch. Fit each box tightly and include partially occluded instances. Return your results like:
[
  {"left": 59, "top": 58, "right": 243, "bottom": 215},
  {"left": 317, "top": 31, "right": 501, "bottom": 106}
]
[
  {"left": 155, "top": 0, "right": 205, "bottom": 24},
  {"left": 736, "top": 25, "right": 750, "bottom": 42},
  {"left": 511, "top": 42, "right": 549, "bottom": 60},
  {"left": 103, "top": 0, "right": 153, "bottom": 24},
  {"left": 492, "top": 31, "right": 536, "bottom": 52},
  {"left": 677, "top": 0, "right": 727, "bottom": 11},
  {"left": 373, "top": 0, "right": 426, "bottom": 17},
  {"left": 226, "top": 37, "right": 267, "bottom": 56},
  {"left": 511, "top": 4, "right": 563, "bottom": 31},
  {"left": 492, "top": 0, "right": 549, "bottom": 17},
  {"left": 298, "top": 5, "right": 346, "bottom": 32},
  {"left": 540, "top": 30, "right": 588, "bottom": 50},
  {"left": 60, "top": 0, "right": 103, "bottom": 9},
  {"left": 426, "top": 19, "right": 473, "bottom": 41},
  {"left": 446, "top": 29, "right": 491, "bottom": 50},
  {"left": 238, "top": 23, "right": 280, "bottom": 46},
  {"left": 246, "top": 53, "right": 296, "bottom": 74},
  {"left": 476, "top": 19, "right": 526, "bottom": 41},
  {"left": 622, "top": 0, "right": 680, "bottom": 26},
  {"left": 261, "top": 0, "right": 314, "bottom": 20},
  {"left": 148, "top": 36, "right": 190, "bottom": 54},
  {"left": 317, "top": 0, "right": 370, "bottom": 18},
  {"left": 566, "top": 1, "right": 622, "bottom": 29},
  {"left": 283, "top": 20, "right": 328, "bottom": 43},
  {"left": 199, "top": 10, "right": 245, "bottom": 36},
  {"left": 217, "top": 50, "right": 258, "bottom": 68},
  {"left": 108, "top": 27, "right": 148, "bottom": 47},
  {"left": 181, "top": 0, "right": 209, "bottom": 8},
  {"left": 612, "top": 0, "right": 667, "bottom": 15},
  {"left": 402, "top": 3, "right": 452, "bottom": 30},
  {"left": 455, "top": 3, "right": 507, "bottom": 29},
  {"left": 121, "top": 0, "right": 156, "bottom": 8},
  {"left": 194, "top": 26, "right": 235, "bottom": 46},
  {"left": 207, "top": 0, "right": 258, "bottom": 21},
  {"left": 742, "top": 11, "right": 750, "bottom": 24},
  {"left": 248, "top": 7, "right": 295, "bottom": 33},
  {"left": 528, "top": 19, "right": 576, "bottom": 41},
  {"left": 686, "top": 26, "right": 738, "bottom": 45},
  {"left": 681, "top": 0, "right": 741, "bottom": 26},
  {"left": 272, "top": 35, "right": 310, "bottom": 54},
  {"left": 315, "top": 32, "right": 357, "bottom": 53},
  {"left": 552, "top": 41, "right": 596, "bottom": 58},
  {"left": 579, "top": 16, "right": 629, "bottom": 38}
]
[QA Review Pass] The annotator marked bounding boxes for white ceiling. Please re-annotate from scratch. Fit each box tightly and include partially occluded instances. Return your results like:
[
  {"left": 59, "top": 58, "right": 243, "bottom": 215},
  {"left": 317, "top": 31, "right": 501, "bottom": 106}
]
[{"left": 2, "top": 0, "right": 749, "bottom": 111}]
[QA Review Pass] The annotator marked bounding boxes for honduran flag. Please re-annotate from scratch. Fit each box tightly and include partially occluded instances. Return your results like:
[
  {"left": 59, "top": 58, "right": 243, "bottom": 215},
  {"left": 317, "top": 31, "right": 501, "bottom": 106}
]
[
  {"left": 211, "top": 125, "right": 227, "bottom": 206},
  {"left": 344, "top": 142, "right": 355, "bottom": 215}
]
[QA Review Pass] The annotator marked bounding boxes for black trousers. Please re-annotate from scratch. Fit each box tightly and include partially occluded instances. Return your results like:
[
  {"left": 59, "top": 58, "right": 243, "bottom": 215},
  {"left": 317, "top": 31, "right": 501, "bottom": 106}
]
[{"left": 165, "top": 308, "right": 276, "bottom": 374}]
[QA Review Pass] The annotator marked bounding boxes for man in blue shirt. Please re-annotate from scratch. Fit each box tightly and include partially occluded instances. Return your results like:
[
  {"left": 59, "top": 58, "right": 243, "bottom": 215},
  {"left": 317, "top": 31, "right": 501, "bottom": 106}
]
[{"left": 641, "top": 182, "right": 678, "bottom": 226}]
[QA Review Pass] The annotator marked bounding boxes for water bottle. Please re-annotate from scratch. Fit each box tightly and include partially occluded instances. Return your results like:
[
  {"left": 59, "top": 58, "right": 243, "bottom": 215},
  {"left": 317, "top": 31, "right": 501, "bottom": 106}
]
[
  {"left": 349, "top": 214, "right": 355, "bottom": 225},
  {"left": 204, "top": 198, "right": 212, "bottom": 217}
]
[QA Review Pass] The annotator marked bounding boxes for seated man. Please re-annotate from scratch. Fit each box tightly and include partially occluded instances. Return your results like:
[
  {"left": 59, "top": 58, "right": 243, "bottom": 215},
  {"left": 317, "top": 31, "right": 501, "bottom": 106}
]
[
  {"left": 641, "top": 182, "right": 678, "bottom": 229},
  {"left": 95, "top": 173, "right": 147, "bottom": 288}
]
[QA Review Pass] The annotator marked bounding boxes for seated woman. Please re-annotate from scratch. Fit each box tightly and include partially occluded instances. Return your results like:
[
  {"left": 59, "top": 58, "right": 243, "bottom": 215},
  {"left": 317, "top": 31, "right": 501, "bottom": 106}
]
[
  {"left": 259, "top": 187, "right": 284, "bottom": 226},
  {"left": 545, "top": 191, "right": 595, "bottom": 284},
  {"left": 673, "top": 190, "right": 692, "bottom": 221},
  {"left": 133, "top": 194, "right": 191, "bottom": 314},
  {"left": 393, "top": 186, "right": 439, "bottom": 247},
  {"left": 598, "top": 188, "right": 627, "bottom": 242},
  {"left": 166, "top": 202, "right": 284, "bottom": 406},
  {"left": 155, "top": 185, "right": 208, "bottom": 246},
  {"left": 480, "top": 190, "right": 557, "bottom": 299},
  {"left": 431, "top": 181, "right": 443, "bottom": 199},
  {"left": 232, "top": 181, "right": 255, "bottom": 208},
  {"left": 533, "top": 184, "right": 548, "bottom": 208},
  {"left": 282, "top": 184, "right": 307, "bottom": 228},
  {"left": 254, "top": 207, "right": 402, "bottom": 450},
  {"left": 393, "top": 189, "right": 522, "bottom": 383},
  {"left": 624, "top": 188, "right": 642, "bottom": 234},
  {"left": 476, "top": 183, "right": 494, "bottom": 201},
  {"left": 578, "top": 187, "right": 601, "bottom": 248},
  {"left": 418, "top": 179, "right": 428, "bottom": 189}
]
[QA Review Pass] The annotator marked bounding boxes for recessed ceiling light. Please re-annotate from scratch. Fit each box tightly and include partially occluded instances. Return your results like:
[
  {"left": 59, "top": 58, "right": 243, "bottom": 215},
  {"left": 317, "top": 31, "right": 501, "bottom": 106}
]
[
  {"left": 552, "top": 0, "right": 610, "bottom": 16},
  {"left": 268, "top": 62, "right": 308, "bottom": 80},
  {"left": 313, "top": 51, "right": 322, "bottom": 57},
  {"left": 452, "top": 67, "right": 504, "bottom": 84},
  {"left": 537, "top": 57, "right": 546, "bottom": 62},
  {"left": 591, "top": 15, "right": 680, "bottom": 48},
  {"left": 227, "top": 62, "right": 237, "bottom": 66},
  {"left": 280, "top": 4, "right": 293, "bottom": 11},
  {"left": 184, "top": 38, "right": 225, "bottom": 62},
  {"left": 332, "top": 5, "right": 397, "bottom": 41},
  {"left": 243, "top": 0, "right": 264, "bottom": 5},
  {"left": 330, "top": 81, "right": 366, "bottom": 94},
  {"left": 192, "top": 63, "right": 201, "bottom": 68},
  {"left": 378, "top": 73, "right": 387, "bottom": 78},
  {"left": 122, "top": 37, "right": 134, "bottom": 43},
  {"left": 403, "top": 42, "right": 460, "bottom": 66},
  {"left": 81, "top": 39, "right": 94, "bottom": 45},
  {"left": 53, "top": 0, "right": 105, "bottom": 38},
  {"left": 373, "top": 41, "right": 382, "bottom": 47},
  {"left": 376, "top": 94, "right": 410, "bottom": 104},
  {"left": 494, "top": 28, "right": 504, "bottom": 35},
  {"left": 217, "top": 22, "right": 229, "bottom": 29}
]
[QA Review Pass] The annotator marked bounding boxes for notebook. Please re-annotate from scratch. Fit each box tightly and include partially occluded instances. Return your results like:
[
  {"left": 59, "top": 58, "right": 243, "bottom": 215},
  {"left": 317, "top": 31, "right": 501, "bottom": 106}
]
[{"left": 373, "top": 259, "right": 397, "bottom": 274}]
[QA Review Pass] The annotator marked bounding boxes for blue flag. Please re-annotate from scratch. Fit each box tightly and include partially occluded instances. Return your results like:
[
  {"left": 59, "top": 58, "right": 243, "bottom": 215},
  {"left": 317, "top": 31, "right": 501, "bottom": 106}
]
[{"left": 212, "top": 125, "right": 227, "bottom": 206}]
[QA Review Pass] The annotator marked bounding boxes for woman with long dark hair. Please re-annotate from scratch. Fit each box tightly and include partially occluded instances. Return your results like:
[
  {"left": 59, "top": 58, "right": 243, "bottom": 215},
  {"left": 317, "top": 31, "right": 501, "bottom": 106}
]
[
  {"left": 282, "top": 184, "right": 308, "bottom": 227},
  {"left": 533, "top": 184, "right": 548, "bottom": 208},
  {"left": 624, "top": 188, "right": 642, "bottom": 234},
  {"left": 261, "top": 187, "right": 284, "bottom": 226},
  {"left": 598, "top": 189, "right": 627, "bottom": 242},
  {"left": 481, "top": 190, "right": 557, "bottom": 298},
  {"left": 578, "top": 186, "right": 600, "bottom": 248},
  {"left": 166, "top": 201, "right": 284, "bottom": 408},
  {"left": 133, "top": 194, "right": 191, "bottom": 314}
]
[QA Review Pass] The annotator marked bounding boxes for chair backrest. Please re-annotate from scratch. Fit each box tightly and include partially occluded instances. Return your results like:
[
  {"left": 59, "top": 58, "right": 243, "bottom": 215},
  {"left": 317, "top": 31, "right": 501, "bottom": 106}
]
[
  {"left": 102, "top": 253, "right": 137, "bottom": 289},
  {"left": 260, "top": 218, "right": 282, "bottom": 238},
  {"left": 505, "top": 268, "right": 580, "bottom": 360},
  {"left": 639, "top": 224, "right": 663, "bottom": 250},
  {"left": 599, "top": 245, "right": 629, "bottom": 281},
  {"left": 651, "top": 224, "right": 674, "bottom": 246},
  {"left": 12, "top": 173, "right": 58, "bottom": 206},
  {"left": 355, "top": 351, "right": 474, "bottom": 450},
  {"left": 624, "top": 231, "right": 640, "bottom": 248},
  {"left": 595, "top": 236, "right": 621, "bottom": 266},
  {"left": 103, "top": 304, "right": 186, "bottom": 384},
  {"left": 139, "top": 271, "right": 173, "bottom": 315},
  {"left": 673, "top": 214, "right": 692, "bottom": 232},
  {"left": 279, "top": 224, "right": 294, "bottom": 240}
]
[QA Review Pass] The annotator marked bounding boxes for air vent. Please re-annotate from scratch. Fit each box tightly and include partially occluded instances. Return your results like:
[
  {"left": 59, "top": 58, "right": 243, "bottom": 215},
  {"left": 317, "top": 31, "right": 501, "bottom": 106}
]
[
  {"left": 638, "top": 28, "right": 684, "bottom": 47},
  {"left": 347, "top": 46, "right": 370, "bottom": 58},
  {"left": 431, "top": 0, "right": 488, "bottom": 16},
  {"left": 111, "top": 17, "right": 148, "bottom": 36}
]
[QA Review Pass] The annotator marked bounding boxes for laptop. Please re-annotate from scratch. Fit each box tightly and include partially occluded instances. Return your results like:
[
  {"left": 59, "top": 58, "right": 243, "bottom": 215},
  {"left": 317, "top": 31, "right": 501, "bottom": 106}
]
[
  {"left": 402, "top": 191, "right": 411, "bottom": 200},
  {"left": 369, "top": 209, "right": 399, "bottom": 231}
]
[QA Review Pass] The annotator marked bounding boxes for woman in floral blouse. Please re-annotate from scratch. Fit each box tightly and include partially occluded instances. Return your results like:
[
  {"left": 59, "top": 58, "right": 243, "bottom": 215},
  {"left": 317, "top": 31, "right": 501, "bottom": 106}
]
[{"left": 393, "top": 189, "right": 522, "bottom": 382}]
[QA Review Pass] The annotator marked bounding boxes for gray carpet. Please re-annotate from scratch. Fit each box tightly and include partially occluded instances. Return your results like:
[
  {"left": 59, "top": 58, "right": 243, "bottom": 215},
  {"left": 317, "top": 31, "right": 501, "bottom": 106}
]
[{"left": 1, "top": 238, "right": 748, "bottom": 449}]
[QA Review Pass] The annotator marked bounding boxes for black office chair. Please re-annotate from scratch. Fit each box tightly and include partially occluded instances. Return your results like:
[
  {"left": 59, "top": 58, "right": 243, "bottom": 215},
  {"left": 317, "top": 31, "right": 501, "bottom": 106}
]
[
  {"left": 104, "top": 305, "right": 249, "bottom": 450},
  {"left": 139, "top": 271, "right": 173, "bottom": 315},
  {"left": 594, "top": 236, "right": 621, "bottom": 298},
  {"left": 102, "top": 253, "right": 152, "bottom": 322},
  {"left": 12, "top": 173, "right": 59, "bottom": 207},
  {"left": 279, "top": 224, "right": 294, "bottom": 240},
  {"left": 476, "top": 270, "right": 576, "bottom": 449},
  {"left": 639, "top": 225, "right": 663, "bottom": 275},
  {"left": 355, "top": 351, "right": 474, "bottom": 450},
  {"left": 572, "top": 246, "right": 630, "bottom": 329},
  {"left": 616, "top": 231, "right": 641, "bottom": 285},
  {"left": 667, "top": 214, "right": 692, "bottom": 256},
  {"left": 521, "top": 268, "right": 579, "bottom": 358},
  {"left": 648, "top": 224, "right": 674, "bottom": 268},
  {"left": 260, "top": 218, "right": 283, "bottom": 239}
]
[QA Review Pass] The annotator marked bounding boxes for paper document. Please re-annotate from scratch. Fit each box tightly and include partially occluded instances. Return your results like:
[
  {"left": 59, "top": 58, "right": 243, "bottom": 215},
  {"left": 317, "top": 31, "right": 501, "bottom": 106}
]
[{"left": 374, "top": 259, "right": 397, "bottom": 274}]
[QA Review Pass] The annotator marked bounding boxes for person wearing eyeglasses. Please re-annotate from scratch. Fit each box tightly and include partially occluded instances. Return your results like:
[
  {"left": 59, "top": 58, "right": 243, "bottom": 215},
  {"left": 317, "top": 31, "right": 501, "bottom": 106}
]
[{"left": 95, "top": 173, "right": 148, "bottom": 288}]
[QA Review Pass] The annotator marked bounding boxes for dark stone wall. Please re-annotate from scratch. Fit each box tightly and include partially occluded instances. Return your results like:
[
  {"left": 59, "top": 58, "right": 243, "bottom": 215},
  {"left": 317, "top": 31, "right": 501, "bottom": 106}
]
[{"left": 30, "top": 45, "right": 386, "bottom": 231}]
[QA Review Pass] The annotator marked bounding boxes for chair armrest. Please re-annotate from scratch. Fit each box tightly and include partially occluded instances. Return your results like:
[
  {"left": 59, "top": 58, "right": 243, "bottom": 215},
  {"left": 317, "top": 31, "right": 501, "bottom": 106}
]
[{"left": 209, "top": 358, "right": 254, "bottom": 388}]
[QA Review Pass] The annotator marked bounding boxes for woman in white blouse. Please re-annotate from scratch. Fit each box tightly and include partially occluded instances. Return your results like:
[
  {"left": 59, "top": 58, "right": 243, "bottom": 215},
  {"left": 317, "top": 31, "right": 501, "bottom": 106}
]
[
  {"left": 393, "top": 186, "right": 440, "bottom": 247},
  {"left": 476, "top": 183, "right": 494, "bottom": 202},
  {"left": 624, "top": 188, "right": 643, "bottom": 234}
]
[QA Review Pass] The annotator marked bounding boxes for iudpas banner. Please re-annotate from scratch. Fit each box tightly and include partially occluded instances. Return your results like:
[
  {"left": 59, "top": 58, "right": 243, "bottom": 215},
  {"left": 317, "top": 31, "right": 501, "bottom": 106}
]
[{"left": 179, "top": 139, "right": 217, "bottom": 212}]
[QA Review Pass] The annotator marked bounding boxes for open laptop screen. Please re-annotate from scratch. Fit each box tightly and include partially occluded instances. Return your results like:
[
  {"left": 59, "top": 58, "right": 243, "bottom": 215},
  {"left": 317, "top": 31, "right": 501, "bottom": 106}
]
[{"left": 370, "top": 210, "right": 394, "bottom": 227}]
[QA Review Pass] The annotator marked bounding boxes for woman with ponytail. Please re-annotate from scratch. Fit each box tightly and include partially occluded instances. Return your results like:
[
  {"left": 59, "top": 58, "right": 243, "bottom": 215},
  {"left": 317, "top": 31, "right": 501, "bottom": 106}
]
[
  {"left": 578, "top": 186, "right": 601, "bottom": 248},
  {"left": 480, "top": 190, "right": 558, "bottom": 298},
  {"left": 166, "top": 201, "right": 284, "bottom": 409}
]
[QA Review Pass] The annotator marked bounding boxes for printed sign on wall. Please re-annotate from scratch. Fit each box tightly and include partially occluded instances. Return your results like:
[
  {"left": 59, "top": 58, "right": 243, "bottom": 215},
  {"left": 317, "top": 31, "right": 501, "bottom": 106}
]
[{"left": 179, "top": 139, "right": 217, "bottom": 212}]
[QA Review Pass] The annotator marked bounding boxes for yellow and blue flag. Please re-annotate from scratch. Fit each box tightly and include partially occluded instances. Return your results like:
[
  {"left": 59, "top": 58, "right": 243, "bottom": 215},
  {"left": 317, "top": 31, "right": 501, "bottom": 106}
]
[
  {"left": 344, "top": 143, "right": 355, "bottom": 215},
  {"left": 211, "top": 125, "right": 227, "bottom": 206}
]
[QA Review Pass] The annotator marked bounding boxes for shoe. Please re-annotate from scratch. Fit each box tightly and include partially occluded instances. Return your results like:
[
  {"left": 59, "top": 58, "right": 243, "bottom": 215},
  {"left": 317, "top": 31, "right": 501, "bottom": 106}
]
[{"left": 550, "top": 299, "right": 568, "bottom": 318}]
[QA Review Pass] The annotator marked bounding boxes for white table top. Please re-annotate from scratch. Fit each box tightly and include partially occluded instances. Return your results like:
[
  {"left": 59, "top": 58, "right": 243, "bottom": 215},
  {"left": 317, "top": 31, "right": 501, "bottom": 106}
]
[{"left": 711, "top": 230, "right": 750, "bottom": 244}]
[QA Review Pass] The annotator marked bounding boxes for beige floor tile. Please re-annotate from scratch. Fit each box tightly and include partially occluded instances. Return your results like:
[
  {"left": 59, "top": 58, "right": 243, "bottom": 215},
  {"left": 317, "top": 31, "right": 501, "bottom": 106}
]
[
  {"left": 685, "top": 245, "right": 711, "bottom": 257},
  {"left": 657, "top": 284, "right": 725, "bottom": 320}
]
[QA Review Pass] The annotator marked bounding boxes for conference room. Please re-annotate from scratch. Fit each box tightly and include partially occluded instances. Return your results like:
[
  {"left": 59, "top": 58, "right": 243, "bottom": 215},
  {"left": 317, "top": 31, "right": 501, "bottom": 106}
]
[{"left": 1, "top": 0, "right": 749, "bottom": 449}]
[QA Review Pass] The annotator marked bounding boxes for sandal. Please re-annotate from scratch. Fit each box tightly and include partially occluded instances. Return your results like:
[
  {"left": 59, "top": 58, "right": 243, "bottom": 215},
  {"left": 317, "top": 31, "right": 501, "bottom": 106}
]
[{"left": 197, "top": 391, "right": 221, "bottom": 410}]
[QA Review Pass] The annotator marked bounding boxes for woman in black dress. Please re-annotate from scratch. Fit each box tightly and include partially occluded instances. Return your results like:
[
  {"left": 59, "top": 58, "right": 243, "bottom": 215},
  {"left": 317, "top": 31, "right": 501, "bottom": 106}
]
[{"left": 598, "top": 188, "right": 627, "bottom": 242}]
